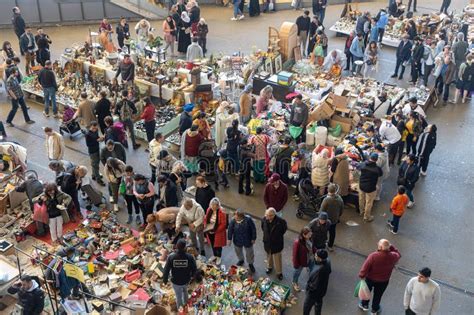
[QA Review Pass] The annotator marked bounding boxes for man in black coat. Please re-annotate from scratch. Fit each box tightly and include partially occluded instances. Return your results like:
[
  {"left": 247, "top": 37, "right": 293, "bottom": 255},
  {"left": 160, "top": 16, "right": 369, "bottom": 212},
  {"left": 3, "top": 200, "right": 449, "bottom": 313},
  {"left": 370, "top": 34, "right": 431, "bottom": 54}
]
[
  {"left": 157, "top": 175, "right": 179, "bottom": 208},
  {"left": 303, "top": 249, "right": 332, "bottom": 315},
  {"left": 100, "top": 140, "right": 127, "bottom": 165},
  {"left": 398, "top": 154, "right": 420, "bottom": 208},
  {"left": 410, "top": 37, "right": 424, "bottom": 84},
  {"left": 8, "top": 275, "right": 45, "bottom": 315},
  {"left": 11, "top": 7, "right": 25, "bottom": 53},
  {"left": 179, "top": 106, "right": 194, "bottom": 135},
  {"left": 261, "top": 207, "right": 287, "bottom": 280},
  {"left": 358, "top": 153, "right": 383, "bottom": 222},
  {"left": 391, "top": 34, "right": 412, "bottom": 80}
]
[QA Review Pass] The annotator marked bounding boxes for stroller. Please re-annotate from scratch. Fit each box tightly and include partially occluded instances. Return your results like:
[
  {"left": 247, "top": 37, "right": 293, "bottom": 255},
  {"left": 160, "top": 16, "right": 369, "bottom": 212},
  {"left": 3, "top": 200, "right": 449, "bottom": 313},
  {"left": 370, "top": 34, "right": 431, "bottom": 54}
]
[
  {"left": 80, "top": 177, "right": 106, "bottom": 211},
  {"left": 197, "top": 139, "right": 219, "bottom": 190},
  {"left": 59, "top": 106, "right": 82, "bottom": 140},
  {"left": 296, "top": 178, "right": 339, "bottom": 219}
]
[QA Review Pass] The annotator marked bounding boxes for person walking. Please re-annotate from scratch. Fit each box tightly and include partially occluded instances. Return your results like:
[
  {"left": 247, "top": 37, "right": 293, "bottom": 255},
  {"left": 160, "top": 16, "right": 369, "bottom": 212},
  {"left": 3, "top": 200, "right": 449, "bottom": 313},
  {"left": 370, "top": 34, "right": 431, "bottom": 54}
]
[
  {"left": 404, "top": 267, "right": 441, "bottom": 315},
  {"left": 94, "top": 91, "right": 112, "bottom": 134},
  {"left": 19, "top": 26, "right": 37, "bottom": 75},
  {"left": 376, "top": 9, "right": 388, "bottom": 44},
  {"left": 296, "top": 10, "right": 311, "bottom": 57},
  {"left": 104, "top": 157, "right": 126, "bottom": 212},
  {"left": 303, "top": 249, "right": 331, "bottom": 315},
  {"left": 398, "top": 154, "right": 420, "bottom": 208},
  {"left": 148, "top": 132, "right": 164, "bottom": 184},
  {"left": 320, "top": 184, "right": 344, "bottom": 251},
  {"left": 162, "top": 16, "right": 177, "bottom": 57},
  {"left": 5, "top": 68, "right": 35, "bottom": 127},
  {"left": 227, "top": 208, "right": 257, "bottom": 272},
  {"left": 404, "top": 111, "right": 423, "bottom": 156},
  {"left": 309, "top": 212, "right": 331, "bottom": 250},
  {"left": 262, "top": 207, "right": 287, "bottom": 280},
  {"left": 133, "top": 174, "right": 156, "bottom": 226},
  {"left": 163, "top": 239, "right": 197, "bottom": 311},
  {"left": 204, "top": 198, "right": 228, "bottom": 265},
  {"left": 440, "top": 0, "right": 451, "bottom": 14},
  {"left": 312, "top": 0, "right": 327, "bottom": 24},
  {"left": 115, "top": 90, "right": 140, "bottom": 149},
  {"left": 11, "top": 7, "right": 26, "bottom": 53},
  {"left": 38, "top": 61, "right": 58, "bottom": 117},
  {"left": 387, "top": 185, "right": 409, "bottom": 234},
  {"left": 74, "top": 92, "right": 96, "bottom": 130},
  {"left": 263, "top": 173, "right": 288, "bottom": 217},
  {"left": 197, "top": 18, "right": 209, "bottom": 57},
  {"left": 358, "top": 153, "right": 383, "bottom": 222},
  {"left": 358, "top": 239, "right": 401, "bottom": 313},
  {"left": 231, "top": 0, "right": 245, "bottom": 21},
  {"left": 416, "top": 124, "right": 437, "bottom": 176},
  {"left": 250, "top": 127, "right": 270, "bottom": 183},
  {"left": 116, "top": 17, "right": 130, "bottom": 51},
  {"left": 44, "top": 127, "right": 65, "bottom": 161},
  {"left": 140, "top": 97, "right": 156, "bottom": 144},
  {"left": 363, "top": 41, "right": 379, "bottom": 79},
  {"left": 292, "top": 227, "right": 315, "bottom": 292},
  {"left": 344, "top": 31, "right": 355, "bottom": 71},
  {"left": 176, "top": 198, "right": 206, "bottom": 256},
  {"left": 39, "top": 182, "right": 71, "bottom": 245},
  {"left": 85, "top": 122, "right": 105, "bottom": 186},
  {"left": 391, "top": 34, "right": 412, "bottom": 80},
  {"left": 100, "top": 140, "right": 127, "bottom": 165}
]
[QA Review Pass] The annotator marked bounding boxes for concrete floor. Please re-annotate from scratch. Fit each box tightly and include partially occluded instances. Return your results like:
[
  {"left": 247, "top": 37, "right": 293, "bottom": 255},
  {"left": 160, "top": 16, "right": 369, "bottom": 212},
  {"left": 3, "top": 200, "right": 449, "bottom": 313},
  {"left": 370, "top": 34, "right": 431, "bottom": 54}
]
[{"left": 1, "top": 0, "right": 473, "bottom": 314}]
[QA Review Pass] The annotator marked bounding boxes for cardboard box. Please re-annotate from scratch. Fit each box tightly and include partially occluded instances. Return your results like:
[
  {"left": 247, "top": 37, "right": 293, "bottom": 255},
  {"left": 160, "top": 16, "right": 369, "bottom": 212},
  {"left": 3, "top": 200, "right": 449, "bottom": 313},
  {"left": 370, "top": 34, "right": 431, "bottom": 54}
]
[
  {"left": 330, "top": 115, "right": 353, "bottom": 133},
  {"left": 309, "top": 102, "right": 335, "bottom": 122},
  {"left": 146, "top": 305, "right": 170, "bottom": 315},
  {"left": 327, "top": 93, "right": 351, "bottom": 115}
]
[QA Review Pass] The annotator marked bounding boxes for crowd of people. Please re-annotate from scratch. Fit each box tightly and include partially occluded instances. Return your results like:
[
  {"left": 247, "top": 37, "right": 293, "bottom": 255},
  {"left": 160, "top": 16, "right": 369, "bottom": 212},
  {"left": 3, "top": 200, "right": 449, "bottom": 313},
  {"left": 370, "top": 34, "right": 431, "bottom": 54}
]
[{"left": 2, "top": 1, "right": 469, "bottom": 314}]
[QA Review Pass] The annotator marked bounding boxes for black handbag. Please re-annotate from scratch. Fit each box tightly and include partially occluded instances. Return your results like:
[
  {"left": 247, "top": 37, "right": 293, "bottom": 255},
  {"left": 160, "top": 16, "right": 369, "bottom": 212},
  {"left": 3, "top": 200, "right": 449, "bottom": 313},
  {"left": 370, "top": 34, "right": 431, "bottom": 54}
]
[{"left": 397, "top": 165, "right": 409, "bottom": 186}]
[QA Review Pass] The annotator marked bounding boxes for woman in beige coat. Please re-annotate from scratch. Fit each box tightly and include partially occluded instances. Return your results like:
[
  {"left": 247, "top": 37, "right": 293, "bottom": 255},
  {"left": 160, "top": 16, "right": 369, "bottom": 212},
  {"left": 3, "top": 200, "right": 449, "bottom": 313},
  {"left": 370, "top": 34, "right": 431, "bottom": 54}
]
[
  {"left": 330, "top": 151, "right": 350, "bottom": 197},
  {"left": 311, "top": 148, "right": 330, "bottom": 195},
  {"left": 44, "top": 127, "right": 65, "bottom": 161}
]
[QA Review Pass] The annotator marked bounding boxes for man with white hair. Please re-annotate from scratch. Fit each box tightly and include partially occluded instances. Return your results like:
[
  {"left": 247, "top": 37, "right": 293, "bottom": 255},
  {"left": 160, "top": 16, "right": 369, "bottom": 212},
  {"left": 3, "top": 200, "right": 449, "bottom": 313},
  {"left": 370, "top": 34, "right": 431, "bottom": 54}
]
[
  {"left": 175, "top": 198, "right": 206, "bottom": 256},
  {"left": 261, "top": 207, "right": 288, "bottom": 280},
  {"left": 323, "top": 49, "right": 346, "bottom": 72},
  {"left": 358, "top": 239, "right": 401, "bottom": 314}
]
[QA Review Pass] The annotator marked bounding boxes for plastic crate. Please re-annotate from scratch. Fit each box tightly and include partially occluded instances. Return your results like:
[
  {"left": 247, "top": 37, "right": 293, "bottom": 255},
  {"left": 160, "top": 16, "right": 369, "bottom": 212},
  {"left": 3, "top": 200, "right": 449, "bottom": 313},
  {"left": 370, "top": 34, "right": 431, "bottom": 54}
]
[{"left": 260, "top": 281, "right": 290, "bottom": 309}]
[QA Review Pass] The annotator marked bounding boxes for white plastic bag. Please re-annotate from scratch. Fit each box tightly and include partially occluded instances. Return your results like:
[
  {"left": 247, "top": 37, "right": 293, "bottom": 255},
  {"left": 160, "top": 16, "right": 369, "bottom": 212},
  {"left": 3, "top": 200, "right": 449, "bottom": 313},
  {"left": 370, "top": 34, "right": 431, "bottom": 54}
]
[
  {"left": 358, "top": 279, "right": 372, "bottom": 300},
  {"left": 268, "top": 1, "right": 274, "bottom": 11}
]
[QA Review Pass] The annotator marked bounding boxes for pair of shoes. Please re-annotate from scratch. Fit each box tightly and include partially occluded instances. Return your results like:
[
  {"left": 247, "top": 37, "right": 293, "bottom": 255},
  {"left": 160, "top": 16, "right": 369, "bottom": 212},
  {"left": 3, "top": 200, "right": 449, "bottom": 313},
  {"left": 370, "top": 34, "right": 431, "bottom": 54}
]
[
  {"left": 448, "top": 98, "right": 457, "bottom": 104},
  {"left": 387, "top": 220, "right": 394, "bottom": 228},
  {"left": 145, "top": 148, "right": 150, "bottom": 153},
  {"left": 277, "top": 274, "right": 283, "bottom": 280},
  {"left": 231, "top": 17, "right": 237, "bottom": 21},
  {"left": 358, "top": 303, "right": 369, "bottom": 311},
  {"left": 266, "top": 268, "right": 273, "bottom": 274},
  {"left": 249, "top": 264, "right": 256, "bottom": 273},
  {"left": 292, "top": 282, "right": 301, "bottom": 292},
  {"left": 236, "top": 260, "right": 244, "bottom": 266},
  {"left": 293, "top": 194, "right": 300, "bottom": 201},
  {"left": 407, "top": 201, "right": 415, "bottom": 208},
  {"left": 26, "top": 120, "right": 35, "bottom": 124},
  {"left": 43, "top": 111, "right": 50, "bottom": 117},
  {"left": 6, "top": 122, "right": 14, "bottom": 127},
  {"left": 364, "top": 216, "right": 374, "bottom": 222},
  {"left": 126, "top": 215, "right": 133, "bottom": 224}
]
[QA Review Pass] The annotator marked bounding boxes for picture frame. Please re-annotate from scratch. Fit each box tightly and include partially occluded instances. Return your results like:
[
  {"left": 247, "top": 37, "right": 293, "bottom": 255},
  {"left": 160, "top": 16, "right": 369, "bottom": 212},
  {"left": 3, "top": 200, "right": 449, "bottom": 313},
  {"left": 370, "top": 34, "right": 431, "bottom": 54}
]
[
  {"left": 265, "top": 58, "right": 273, "bottom": 75},
  {"left": 274, "top": 54, "right": 283, "bottom": 73}
]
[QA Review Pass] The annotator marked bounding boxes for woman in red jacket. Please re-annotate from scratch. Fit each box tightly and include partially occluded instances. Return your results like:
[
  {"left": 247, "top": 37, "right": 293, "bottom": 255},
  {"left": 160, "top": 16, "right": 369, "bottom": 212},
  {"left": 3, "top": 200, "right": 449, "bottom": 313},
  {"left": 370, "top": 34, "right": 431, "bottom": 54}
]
[
  {"left": 292, "top": 226, "right": 315, "bottom": 292},
  {"left": 204, "top": 197, "right": 227, "bottom": 265},
  {"left": 140, "top": 97, "right": 156, "bottom": 143}
]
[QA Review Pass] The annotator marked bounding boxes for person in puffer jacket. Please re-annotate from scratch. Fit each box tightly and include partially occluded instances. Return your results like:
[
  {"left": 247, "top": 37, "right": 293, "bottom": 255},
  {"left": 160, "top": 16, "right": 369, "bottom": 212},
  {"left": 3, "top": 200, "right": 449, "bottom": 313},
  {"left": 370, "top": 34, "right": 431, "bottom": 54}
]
[
  {"left": 176, "top": 198, "right": 206, "bottom": 256},
  {"left": 358, "top": 153, "right": 383, "bottom": 222}
]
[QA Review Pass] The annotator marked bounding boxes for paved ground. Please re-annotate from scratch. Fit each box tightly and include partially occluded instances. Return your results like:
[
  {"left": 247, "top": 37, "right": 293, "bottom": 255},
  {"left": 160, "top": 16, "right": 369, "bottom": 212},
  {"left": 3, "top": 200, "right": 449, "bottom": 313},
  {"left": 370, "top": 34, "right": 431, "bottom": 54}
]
[{"left": 1, "top": 0, "right": 473, "bottom": 314}]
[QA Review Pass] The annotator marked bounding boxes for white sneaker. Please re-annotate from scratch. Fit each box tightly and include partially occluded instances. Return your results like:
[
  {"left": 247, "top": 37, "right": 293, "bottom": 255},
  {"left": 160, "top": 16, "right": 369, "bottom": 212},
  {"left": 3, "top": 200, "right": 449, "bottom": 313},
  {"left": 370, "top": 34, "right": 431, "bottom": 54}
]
[
  {"left": 43, "top": 111, "right": 50, "bottom": 118},
  {"left": 231, "top": 17, "right": 237, "bottom": 21},
  {"left": 238, "top": 15, "right": 245, "bottom": 20},
  {"left": 109, "top": 196, "right": 114, "bottom": 203},
  {"left": 215, "top": 257, "right": 222, "bottom": 265},
  {"left": 113, "top": 204, "right": 119, "bottom": 212},
  {"left": 420, "top": 171, "right": 427, "bottom": 176},
  {"left": 209, "top": 256, "right": 216, "bottom": 263},
  {"left": 407, "top": 201, "right": 415, "bottom": 208}
]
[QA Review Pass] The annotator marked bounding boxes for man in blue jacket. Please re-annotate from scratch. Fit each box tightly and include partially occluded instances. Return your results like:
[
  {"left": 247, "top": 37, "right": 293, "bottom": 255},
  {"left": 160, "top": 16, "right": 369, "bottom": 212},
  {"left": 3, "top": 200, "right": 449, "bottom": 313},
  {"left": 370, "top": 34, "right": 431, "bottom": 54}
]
[
  {"left": 376, "top": 10, "right": 389, "bottom": 44},
  {"left": 350, "top": 32, "right": 365, "bottom": 74},
  {"left": 227, "top": 208, "right": 257, "bottom": 273},
  {"left": 391, "top": 34, "right": 412, "bottom": 80}
]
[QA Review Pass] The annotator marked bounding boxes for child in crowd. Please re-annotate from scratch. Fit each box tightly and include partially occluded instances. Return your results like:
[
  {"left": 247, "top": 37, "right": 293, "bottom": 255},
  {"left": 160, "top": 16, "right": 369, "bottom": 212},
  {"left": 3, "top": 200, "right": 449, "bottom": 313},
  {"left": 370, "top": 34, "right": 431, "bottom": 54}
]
[
  {"left": 217, "top": 148, "right": 229, "bottom": 189},
  {"left": 387, "top": 185, "right": 409, "bottom": 234},
  {"left": 121, "top": 165, "right": 141, "bottom": 224}
]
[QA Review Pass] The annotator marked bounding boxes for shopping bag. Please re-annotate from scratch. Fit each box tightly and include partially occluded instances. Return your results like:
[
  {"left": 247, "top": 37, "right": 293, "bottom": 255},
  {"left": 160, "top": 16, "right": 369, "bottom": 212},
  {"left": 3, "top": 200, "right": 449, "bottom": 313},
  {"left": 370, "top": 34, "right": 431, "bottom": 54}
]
[
  {"left": 357, "top": 279, "right": 371, "bottom": 300},
  {"left": 33, "top": 203, "right": 49, "bottom": 224},
  {"left": 119, "top": 181, "right": 126, "bottom": 195},
  {"left": 289, "top": 126, "right": 303, "bottom": 139},
  {"left": 353, "top": 280, "right": 362, "bottom": 297}
]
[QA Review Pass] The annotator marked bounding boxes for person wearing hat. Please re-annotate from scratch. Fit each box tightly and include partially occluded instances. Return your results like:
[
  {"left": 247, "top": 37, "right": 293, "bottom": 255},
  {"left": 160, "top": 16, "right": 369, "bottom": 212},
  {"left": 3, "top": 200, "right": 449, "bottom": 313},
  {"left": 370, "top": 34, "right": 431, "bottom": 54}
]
[
  {"left": 358, "top": 239, "right": 401, "bottom": 313},
  {"left": 398, "top": 154, "right": 420, "bottom": 208},
  {"left": 308, "top": 212, "right": 332, "bottom": 251},
  {"left": 179, "top": 104, "right": 194, "bottom": 135},
  {"left": 263, "top": 173, "right": 289, "bottom": 217},
  {"left": 239, "top": 85, "right": 254, "bottom": 125},
  {"left": 148, "top": 133, "right": 165, "bottom": 184},
  {"left": 157, "top": 149, "right": 177, "bottom": 179},
  {"left": 163, "top": 239, "right": 197, "bottom": 310},
  {"left": 319, "top": 184, "right": 343, "bottom": 251},
  {"left": 358, "top": 152, "right": 383, "bottom": 222},
  {"left": 404, "top": 267, "right": 441, "bottom": 315},
  {"left": 227, "top": 208, "right": 257, "bottom": 273},
  {"left": 391, "top": 34, "right": 412, "bottom": 80},
  {"left": 303, "top": 249, "right": 332, "bottom": 315},
  {"left": 262, "top": 207, "right": 287, "bottom": 280}
]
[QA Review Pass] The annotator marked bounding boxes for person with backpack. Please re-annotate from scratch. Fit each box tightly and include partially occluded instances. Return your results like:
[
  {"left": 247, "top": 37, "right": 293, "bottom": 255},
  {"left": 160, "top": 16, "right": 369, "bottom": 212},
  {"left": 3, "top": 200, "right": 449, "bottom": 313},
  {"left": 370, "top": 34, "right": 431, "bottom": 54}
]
[
  {"left": 398, "top": 154, "right": 420, "bottom": 208},
  {"left": 133, "top": 174, "right": 156, "bottom": 227},
  {"left": 115, "top": 90, "right": 140, "bottom": 150},
  {"left": 303, "top": 249, "right": 331, "bottom": 315}
]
